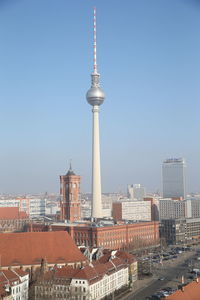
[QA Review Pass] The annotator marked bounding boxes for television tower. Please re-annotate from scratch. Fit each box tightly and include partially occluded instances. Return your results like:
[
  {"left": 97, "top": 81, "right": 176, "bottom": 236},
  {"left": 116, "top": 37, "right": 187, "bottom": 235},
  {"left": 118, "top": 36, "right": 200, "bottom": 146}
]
[{"left": 86, "top": 7, "right": 105, "bottom": 220}]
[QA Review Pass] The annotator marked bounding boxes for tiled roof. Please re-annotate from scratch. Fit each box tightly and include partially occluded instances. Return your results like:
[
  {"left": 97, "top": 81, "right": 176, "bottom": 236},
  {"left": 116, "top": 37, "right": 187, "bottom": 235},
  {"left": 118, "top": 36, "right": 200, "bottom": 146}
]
[
  {"left": 167, "top": 280, "right": 200, "bottom": 300},
  {"left": 37, "top": 256, "right": 128, "bottom": 286},
  {"left": 13, "top": 269, "right": 28, "bottom": 277},
  {"left": 2, "top": 270, "right": 19, "bottom": 281},
  {"left": 0, "top": 269, "right": 28, "bottom": 288},
  {"left": 98, "top": 250, "right": 135, "bottom": 264},
  {"left": 0, "top": 207, "right": 28, "bottom": 220},
  {"left": 0, "top": 232, "right": 86, "bottom": 267}
]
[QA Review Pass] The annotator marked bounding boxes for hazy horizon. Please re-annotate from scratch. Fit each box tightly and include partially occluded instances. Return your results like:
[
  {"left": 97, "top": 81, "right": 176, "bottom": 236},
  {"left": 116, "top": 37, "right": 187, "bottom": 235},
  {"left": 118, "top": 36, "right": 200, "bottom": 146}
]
[{"left": 0, "top": 0, "right": 199, "bottom": 194}]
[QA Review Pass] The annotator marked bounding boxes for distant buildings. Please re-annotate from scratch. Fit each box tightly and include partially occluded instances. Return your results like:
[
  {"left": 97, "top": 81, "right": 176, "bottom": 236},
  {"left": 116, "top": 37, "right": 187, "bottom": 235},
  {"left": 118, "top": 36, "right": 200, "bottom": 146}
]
[
  {"left": 81, "top": 193, "right": 122, "bottom": 219},
  {"left": 112, "top": 200, "right": 151, "bottom": 222},
  {"left": 0, "top": 207, "right": 29, "bottom": 232},
  {"left": 162, "top": 158, "right": 186, "bottom": 199},
  {"left": 0, "top": 197, "right": 46, "bottom": 217},
  {"left": 127, "top": 184, "right": 146, "bottom": 200},
  {"left": 158, "top": 196, "right": 200, "bottom": 220}
]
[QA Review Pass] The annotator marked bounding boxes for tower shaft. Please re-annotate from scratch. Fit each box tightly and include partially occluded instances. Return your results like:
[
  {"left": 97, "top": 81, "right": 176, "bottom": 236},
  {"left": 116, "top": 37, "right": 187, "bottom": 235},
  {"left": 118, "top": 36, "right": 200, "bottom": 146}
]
[{"left": 92, "top": 105, "right": 102, "bottom": 219}]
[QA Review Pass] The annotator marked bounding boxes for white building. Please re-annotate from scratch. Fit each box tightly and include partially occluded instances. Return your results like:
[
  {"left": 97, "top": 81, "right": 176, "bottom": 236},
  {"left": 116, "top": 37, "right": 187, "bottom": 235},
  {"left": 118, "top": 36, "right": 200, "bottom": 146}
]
[
  {"left": 35, "top": 256, "right": 130, "bottom": 300},
  {"left": 127, "top": 184, "right": 146, "bottom": 200},
  {"left": 0, "top": 269, "right": 29, "bottom": 300},
  {"left": 162, "top": 158, "right": 186, "bottom": 199},
  {"left": 112, "top": 200, "right": 151, "bottom": 221},
  {"left": 159, "top": 198, "right": 186, "bottom": 220}
]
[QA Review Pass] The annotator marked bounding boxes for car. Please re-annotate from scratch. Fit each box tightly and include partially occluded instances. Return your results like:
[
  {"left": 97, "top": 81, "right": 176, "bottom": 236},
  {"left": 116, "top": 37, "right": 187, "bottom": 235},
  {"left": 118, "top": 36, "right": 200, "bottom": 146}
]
[{"left": 158, "top": 277, "right": 165, "bottom": 281}]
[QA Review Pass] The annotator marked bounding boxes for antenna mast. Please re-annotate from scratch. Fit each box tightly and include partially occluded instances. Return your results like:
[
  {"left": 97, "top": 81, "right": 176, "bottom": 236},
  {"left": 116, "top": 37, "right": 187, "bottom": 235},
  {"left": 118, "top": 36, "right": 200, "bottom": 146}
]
[{"left": 93, "top": 7, "right": 97, "bottom": 74}]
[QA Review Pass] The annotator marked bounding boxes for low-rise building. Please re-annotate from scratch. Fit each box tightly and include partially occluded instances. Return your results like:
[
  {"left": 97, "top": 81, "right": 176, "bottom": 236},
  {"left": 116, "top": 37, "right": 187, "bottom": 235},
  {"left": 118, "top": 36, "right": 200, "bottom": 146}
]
[{"left": 34, "top": 252, "right": 130, "bottom": 300}]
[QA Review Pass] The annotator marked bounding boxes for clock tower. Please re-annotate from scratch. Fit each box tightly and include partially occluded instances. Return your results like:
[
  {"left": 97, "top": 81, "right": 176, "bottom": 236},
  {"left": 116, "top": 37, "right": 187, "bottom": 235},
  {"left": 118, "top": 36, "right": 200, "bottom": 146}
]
[{"left": 60, "top": 164, "right": 81, "bottom": 222}]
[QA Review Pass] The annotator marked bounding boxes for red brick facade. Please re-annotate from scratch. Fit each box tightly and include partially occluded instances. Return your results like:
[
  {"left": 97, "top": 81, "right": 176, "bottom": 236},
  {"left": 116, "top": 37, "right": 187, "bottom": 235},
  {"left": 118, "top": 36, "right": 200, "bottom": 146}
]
[
  {"left": 60, "top": 167, "right": 81, "bottom": 222},
  {"left": 29, "top": 221, "right": 160, "bottom": 251}
]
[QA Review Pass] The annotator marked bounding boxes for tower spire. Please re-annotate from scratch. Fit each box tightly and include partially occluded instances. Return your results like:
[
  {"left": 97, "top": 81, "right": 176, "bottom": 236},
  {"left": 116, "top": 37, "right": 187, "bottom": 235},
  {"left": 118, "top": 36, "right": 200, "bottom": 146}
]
[{"left": 93, "top": 7, "right": 97, "bottom": 74}]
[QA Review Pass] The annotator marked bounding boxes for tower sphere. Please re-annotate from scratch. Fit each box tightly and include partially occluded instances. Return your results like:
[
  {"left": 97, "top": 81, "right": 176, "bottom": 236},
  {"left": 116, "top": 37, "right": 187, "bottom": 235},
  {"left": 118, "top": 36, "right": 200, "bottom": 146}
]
[{"left": 86, "top": 86, "right": 105, "bottom": 106}]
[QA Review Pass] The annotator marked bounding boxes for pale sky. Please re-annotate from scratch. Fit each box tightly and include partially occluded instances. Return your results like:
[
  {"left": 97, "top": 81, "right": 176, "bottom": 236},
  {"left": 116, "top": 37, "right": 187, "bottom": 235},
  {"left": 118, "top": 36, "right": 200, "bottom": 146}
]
[{"left": 0, "top": 0, "right": 199, "bottom": 194}]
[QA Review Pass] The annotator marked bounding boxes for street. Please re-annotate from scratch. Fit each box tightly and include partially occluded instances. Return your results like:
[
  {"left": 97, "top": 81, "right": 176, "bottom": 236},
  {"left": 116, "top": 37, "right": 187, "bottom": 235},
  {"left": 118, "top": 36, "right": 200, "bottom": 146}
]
[{"left": 121, "top": 244, "right": 200, "bottom": 300}]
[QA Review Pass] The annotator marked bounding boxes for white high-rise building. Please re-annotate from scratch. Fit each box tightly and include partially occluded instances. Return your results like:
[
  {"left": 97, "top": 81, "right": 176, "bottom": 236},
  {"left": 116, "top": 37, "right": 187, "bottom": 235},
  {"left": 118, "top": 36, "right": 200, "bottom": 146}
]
[{"left": 162, "top": 158, "right": 186, "bottom": 199}]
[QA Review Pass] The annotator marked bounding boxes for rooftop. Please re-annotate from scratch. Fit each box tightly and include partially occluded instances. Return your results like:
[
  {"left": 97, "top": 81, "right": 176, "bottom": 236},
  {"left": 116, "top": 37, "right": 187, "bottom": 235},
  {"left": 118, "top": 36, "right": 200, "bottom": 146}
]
[
  {"left": 0, "top": 231, "right": 86, "bottom": 267},
  {"left": 167, "top": 279, "right": 200, "bottom": 300}
]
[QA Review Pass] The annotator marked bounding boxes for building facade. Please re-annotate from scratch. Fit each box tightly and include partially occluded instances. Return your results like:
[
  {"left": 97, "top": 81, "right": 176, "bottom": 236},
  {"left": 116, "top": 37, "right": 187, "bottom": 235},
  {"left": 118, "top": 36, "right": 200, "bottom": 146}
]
[
  {"left": 60, "top": 165, "right": 81, "bottom": 222},
  {"left": 112, "top": 201, "right": 151, "bottom": 222},
  {"left": 160, "top": 217, "right": 200, "bottom": 245},
  {"left": 186, "top": 198, "right": 200, "bottom": 218},
  {"left": 34, "top": 253, "right": 130, "bottom": 300},
  {"left": 159, "top": 198, "right": 186, "bottom": 220},
  {"left": 162, "top": 158, "right": 186, "bottom": 199}
]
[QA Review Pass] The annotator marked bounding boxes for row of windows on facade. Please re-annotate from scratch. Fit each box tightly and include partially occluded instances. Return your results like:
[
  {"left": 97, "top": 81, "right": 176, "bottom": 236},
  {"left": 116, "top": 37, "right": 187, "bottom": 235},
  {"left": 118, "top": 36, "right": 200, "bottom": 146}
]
[{"left": 36, "top": 286, "right": 86, "bottom": 292}]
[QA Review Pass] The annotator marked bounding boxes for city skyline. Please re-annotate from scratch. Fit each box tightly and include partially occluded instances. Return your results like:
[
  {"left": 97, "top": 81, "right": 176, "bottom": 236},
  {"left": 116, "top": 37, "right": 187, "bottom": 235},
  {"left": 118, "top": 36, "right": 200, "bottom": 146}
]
[{"left": 0, "top": 0, "right": 200, "bottom": 194}]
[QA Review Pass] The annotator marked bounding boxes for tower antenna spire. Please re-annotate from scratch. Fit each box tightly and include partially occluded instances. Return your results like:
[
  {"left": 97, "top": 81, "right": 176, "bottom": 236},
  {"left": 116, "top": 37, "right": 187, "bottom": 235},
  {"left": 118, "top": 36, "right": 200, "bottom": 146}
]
[{"left": 93, "top": 7, "right": 97, "bottom": 74}]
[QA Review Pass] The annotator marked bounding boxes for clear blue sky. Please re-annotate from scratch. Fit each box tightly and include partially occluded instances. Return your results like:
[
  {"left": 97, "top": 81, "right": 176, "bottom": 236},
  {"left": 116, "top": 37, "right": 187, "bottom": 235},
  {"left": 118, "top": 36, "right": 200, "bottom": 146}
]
[{"left": 0, "top": 0, "right": 199, "bottom": 194}]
